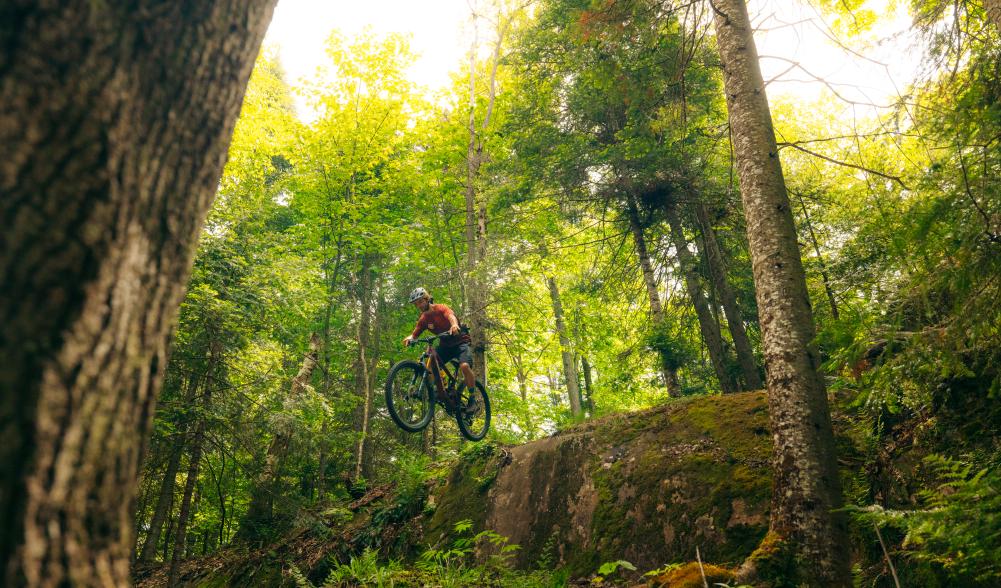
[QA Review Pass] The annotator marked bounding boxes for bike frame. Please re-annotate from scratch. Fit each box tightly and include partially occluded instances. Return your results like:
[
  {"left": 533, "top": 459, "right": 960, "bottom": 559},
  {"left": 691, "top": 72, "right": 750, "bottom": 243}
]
[{"left": 418, "top": 339, "right": 460, "bottom": 409}]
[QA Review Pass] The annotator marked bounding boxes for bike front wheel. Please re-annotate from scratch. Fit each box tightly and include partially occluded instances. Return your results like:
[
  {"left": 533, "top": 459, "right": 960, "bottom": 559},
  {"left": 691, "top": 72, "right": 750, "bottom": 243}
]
[
  {"left": 385, "top": 360, "right": 435, "bottom": 433},
  {"left": 455, "top": 380, "right": 491, "bottom": 441}
]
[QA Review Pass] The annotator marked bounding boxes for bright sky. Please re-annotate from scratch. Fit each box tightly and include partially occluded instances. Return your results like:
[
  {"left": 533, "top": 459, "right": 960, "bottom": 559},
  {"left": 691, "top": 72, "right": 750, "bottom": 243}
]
[{"left": 263, "top": 0, "right": 920, "bottom": 121}]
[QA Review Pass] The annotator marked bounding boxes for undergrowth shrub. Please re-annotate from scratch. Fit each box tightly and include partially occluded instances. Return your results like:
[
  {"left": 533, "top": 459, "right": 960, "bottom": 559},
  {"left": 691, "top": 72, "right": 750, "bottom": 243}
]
[{"left": 852, "top": 454, "right": 1001, "bottom": 585}]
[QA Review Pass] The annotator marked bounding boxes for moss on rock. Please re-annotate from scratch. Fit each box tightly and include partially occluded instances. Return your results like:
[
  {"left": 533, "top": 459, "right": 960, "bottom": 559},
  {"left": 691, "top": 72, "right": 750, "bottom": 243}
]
[{"left": 460, "top": 392, "right": 774, "bottom": 576}]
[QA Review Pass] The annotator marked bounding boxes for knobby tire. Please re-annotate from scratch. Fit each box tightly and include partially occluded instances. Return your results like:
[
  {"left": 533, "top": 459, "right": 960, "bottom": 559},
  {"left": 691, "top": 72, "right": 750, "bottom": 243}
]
[{"left": 385, "top": 360, "right": 435, "bottom": 433}]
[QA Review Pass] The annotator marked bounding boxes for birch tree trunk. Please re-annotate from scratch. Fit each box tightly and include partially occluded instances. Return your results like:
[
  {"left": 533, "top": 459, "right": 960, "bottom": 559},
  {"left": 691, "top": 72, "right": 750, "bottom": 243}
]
[
  {"left": 240, "top": 333, "right": 321, "bottom": 539},
  {"left": 694, "top": 203, "right": 764, "bottom": 390},
  {"left": 625, "top": 195, "right": 682, "bottom": 397},
  {"left": 547, "top": 276, "right": 583, "bottom": 417},
  {"left": 664, "top": 202, "right": 738, "bottom": 393},
  {"left": 711, "top": 0, "right": 850, "bottom": 583},
  {"left": 353, "top": 256, "right": 375, "bottom": 482},
  {"left": 0, "top": 2, "right": 275, "bottom": 585}
]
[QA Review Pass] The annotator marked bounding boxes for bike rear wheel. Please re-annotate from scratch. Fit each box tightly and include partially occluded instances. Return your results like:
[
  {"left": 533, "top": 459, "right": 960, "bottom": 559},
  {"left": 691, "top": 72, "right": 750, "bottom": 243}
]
[
  {"left": 385, "top": 360, "right": 435, "bottom": 433},
  {"left": 455, "top": 380, "right": 490, "bottom": 441}
]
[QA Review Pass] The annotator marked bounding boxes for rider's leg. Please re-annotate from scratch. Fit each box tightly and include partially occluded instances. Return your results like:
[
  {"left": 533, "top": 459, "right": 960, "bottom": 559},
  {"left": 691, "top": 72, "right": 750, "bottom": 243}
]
[{"left": 459, "top": 362, "right": 475, "bottom": 390}]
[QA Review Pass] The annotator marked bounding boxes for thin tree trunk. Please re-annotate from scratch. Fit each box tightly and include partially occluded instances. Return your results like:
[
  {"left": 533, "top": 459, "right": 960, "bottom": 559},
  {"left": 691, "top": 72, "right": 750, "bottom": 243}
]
[
  {"left": 167, "top": 347, "right": 217, "bottom": 588},
  {"left": 0, "top": 3, "right": 276, "bottom": 584},
  {"left": 353, "top": 256, "right": 375, "bottom": 482},
  {"left": 794, "top": 192, "right": 840, "bottom": 320},
  {"left": 162, "top": 516, "right": 174, "bottom": 565},
  {"left": 240, "top": 333, "right": 322, "bottom": 539},
  {"left": 665, "top": 202, "right": 738, "bottom": 393},
  {"left": 580, "top": 356, "right": 596, "bottom": 412},
  {"left": 547, "top": 276, "right": 582, "bottom": 417},
  {"left": 138, "top": 443, "right": 185, "bottom": 563},
  {"left": 625, "top": 194, "right": 682, "bottom": 397},
  {"left": 361, "top": 292, "right": 385, "bottom": 480},
  {"left": 712, "top": 0, "right": 850, "bottom": 583},
  {"left": 138, "top": 372, "right": 201, "bottom": 563},
  {"left": 694, "top": 202, "right": 763, "bottom": 389}
]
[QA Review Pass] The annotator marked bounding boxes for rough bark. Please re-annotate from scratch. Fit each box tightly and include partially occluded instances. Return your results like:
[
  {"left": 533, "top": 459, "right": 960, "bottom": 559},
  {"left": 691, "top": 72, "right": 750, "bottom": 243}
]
[
  {"left": 664, "top": 202, "right": 739, "bottom": 393},
  {"left": 240, "top": 333, "right": 322, "bottom": 539},
  {"left": 694, "top": 203, "right": 763, "bottom": 390},
  {"left": 711, "top": 0, "right": 851, "bottom": 583},
  {"left": 986, "top": 0, "right": 1001, "bottom": 33},
  {"left": 0, "top": 2, "right": 276, "bottom": 585},
  {"left": 547, "top": 276, "right": 583, "bottom": 417},
  {"left": 624, "top": 195, "right": 682, "bottom": 397}
]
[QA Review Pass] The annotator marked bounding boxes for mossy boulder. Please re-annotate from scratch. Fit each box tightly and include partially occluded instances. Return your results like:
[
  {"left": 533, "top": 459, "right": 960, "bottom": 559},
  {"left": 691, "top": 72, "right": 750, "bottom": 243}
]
[{"left": 431, "top": 391, "right": 773, "bottom": 576}]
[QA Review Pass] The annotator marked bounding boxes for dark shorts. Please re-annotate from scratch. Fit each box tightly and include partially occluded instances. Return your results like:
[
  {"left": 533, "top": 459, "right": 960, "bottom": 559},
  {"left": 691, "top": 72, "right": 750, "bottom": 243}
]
[{"left": 437, "top": 342, "right": 473, "bottom": 368}]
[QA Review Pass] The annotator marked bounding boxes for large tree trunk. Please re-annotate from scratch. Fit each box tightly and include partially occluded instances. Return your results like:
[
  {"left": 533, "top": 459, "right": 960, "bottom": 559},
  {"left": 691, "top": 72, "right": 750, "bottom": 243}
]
[
  {"left": 712, "top": 0, "right": 850, "bottom": 584},
  {"left": 547, "top": 276, "right": 583, "bottom": 417},
  {"left": 0, "top": 2, "right": 276, "bottom": 585},
  {"left": 664, "top": 202, "right": 738, "bottom": 393},
  {"left": 694, "top": 203, "right": 763, "bottom": 390},
  {"left": 624, "top": 195, "right": 682, "bottom": 397},
  {"left": 240, "top": 333, "right": 322, "bottom": 539}
]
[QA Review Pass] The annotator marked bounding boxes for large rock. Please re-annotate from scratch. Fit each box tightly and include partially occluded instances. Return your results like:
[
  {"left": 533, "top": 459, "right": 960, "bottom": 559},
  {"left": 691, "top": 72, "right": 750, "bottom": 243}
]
[{"left": 427, "top": 392, "right": 773, "bottom": 575}]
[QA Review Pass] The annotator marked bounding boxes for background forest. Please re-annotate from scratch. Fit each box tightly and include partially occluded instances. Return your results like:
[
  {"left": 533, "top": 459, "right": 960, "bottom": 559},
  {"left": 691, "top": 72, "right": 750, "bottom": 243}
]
[{"left": 131, "top": 0, "right": 1000, "bottom": 585}]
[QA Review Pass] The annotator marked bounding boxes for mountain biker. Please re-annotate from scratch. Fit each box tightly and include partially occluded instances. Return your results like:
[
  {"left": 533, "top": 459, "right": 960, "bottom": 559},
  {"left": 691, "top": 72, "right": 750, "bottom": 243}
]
[{"left": 401, "top": 287, "right": 477, "bottom": 399}]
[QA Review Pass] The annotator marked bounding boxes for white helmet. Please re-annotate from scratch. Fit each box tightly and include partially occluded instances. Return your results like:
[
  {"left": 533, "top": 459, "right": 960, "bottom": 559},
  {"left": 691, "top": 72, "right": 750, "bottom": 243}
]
[{"left": 408, "top": 287, "right": 430, "bottom": 303}]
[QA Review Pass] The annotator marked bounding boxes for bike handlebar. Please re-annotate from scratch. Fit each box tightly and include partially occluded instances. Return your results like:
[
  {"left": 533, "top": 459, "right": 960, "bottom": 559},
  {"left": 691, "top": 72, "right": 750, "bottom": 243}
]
[{"left": 408, "top": 331, "right": 454, "bottom": 346}]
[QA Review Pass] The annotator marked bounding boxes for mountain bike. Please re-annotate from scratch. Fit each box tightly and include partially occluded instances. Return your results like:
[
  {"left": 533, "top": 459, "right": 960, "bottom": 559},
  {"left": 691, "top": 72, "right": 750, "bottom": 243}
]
[{"left": 384, "top": 332, "right": 491, "bottom": 441}]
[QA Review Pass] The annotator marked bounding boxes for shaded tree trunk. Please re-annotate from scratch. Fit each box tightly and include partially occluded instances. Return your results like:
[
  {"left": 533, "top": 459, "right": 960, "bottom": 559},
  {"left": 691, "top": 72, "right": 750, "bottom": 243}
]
[
  {"left": 240, "top": 333, "right": 322, "bottom": 539},
  {"left": 137, "top": 443, "right": 185, "bottom": 563},
  {"left": 664, "top": 202, "right": 738, "bottom": 393},
  {"left": 547, "top": 276, "right": 582, "bottom": 417},
  {"left": 625, "top": 194, "right": 682, "bottom": 397},
  {"left": 580, "top": 356, "right": 596, "bottom": 412},
  {"left": 0, "top": 2, "right": 276, "bottom": 584},
  {"left": 137, "top": 371, "right": 202, "bottom": 563},
  {"left": 167, "top": 344, "right": 218, "bottom": 587},
  {"left": 712, "top": 0, "right": 850, "bottom": 583},
  {"left": 694, "top": 203, "right": 763, "bottom": 390}
]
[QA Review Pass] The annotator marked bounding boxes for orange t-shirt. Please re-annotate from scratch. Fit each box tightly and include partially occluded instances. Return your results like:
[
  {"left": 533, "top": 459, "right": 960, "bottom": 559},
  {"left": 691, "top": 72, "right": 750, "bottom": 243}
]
[{"left": 410, "top": 304, "right": 469, "bottom": 347}]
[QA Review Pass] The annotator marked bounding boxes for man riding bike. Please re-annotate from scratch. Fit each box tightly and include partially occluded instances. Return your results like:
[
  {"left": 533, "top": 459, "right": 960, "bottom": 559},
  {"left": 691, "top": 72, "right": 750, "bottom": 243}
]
[{"left": 401, "top": 287, "right": 476, "bottom": 399}]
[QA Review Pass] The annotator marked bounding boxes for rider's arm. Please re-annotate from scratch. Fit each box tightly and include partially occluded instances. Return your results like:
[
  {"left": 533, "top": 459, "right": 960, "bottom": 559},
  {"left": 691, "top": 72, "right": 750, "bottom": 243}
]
[
  {"left": 405, "top": 314, "right": 427, "bottom": 345},
  {"left": 443, "top": 306, "right": 460, "bottom": 335}
]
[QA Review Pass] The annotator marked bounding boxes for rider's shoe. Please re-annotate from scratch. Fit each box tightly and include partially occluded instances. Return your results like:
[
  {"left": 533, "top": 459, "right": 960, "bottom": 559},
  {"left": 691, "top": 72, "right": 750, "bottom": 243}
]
[{"left": 463, "top": 397, "right": 482, "bottom": 419}]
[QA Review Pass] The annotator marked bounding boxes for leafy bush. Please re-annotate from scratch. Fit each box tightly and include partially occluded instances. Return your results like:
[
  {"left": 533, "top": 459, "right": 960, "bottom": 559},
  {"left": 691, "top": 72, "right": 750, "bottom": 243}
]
[{"left": 853, "top": 455, "right": 1001, "bottom": 583}]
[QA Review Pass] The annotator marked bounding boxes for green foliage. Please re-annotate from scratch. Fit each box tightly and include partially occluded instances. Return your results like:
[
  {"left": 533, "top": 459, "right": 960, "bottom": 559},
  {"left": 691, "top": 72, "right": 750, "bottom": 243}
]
[
  {"left": 323, "top": 548, "right": 402, "bottom": 588},
  {"left": 853, "top": 455, "right": 1001, "bottom": 583}
]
